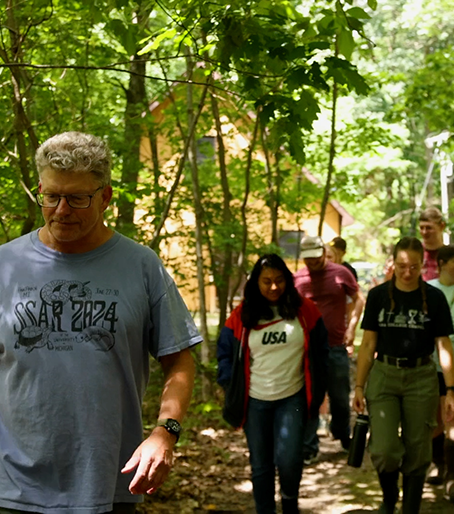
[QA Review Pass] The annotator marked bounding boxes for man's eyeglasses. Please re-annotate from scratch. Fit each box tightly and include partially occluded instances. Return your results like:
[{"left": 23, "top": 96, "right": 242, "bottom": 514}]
[{"left": 35, "top": 187, "right": 103, "bottom": 209}]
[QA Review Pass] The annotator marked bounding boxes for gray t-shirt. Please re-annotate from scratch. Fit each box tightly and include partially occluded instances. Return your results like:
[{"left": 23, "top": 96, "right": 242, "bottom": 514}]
[
  {"left": 0, "top": 230, "right": 202, "bottom": 513},
  {"left": 428, "top": 278, "right": 454, "bottom": 371}
]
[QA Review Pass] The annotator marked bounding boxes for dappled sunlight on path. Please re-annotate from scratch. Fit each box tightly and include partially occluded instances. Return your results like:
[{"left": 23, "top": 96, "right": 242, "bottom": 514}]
[
  {"left": 139, "top": 354, "right": 454, "bottom": 513},
  {"left": 140, "top": 422, "right": 454, "bottom": 513}
]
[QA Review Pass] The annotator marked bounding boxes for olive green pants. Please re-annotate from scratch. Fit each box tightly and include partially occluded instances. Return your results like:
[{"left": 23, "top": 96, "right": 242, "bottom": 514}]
[
  {"left": 0, "top": 504, "right": 136, "bottom": 514},
  {"left": 366, "top": 359, "right": 439, "bottom": 476}
]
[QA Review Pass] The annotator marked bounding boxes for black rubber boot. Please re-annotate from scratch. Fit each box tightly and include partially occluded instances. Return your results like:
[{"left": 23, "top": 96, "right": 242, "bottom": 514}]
[
  {"left": 444, "top": 439, "right": 454, "bottom": 502},
  {"left": 402, "top": 474, "right": 425, "bottom": 514},
  {"left": 427, "top": 433, "right": 445, "bottom": 485},
  {"left": 281, "top": 497, "right": 300, "bottom": 514},
  {"left": 377, "top": 470, "right": 399, "bottom": 514}
]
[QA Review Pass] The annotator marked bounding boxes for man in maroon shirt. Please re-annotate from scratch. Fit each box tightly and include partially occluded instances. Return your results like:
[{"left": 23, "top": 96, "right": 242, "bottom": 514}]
[
  {"left": 294, "top": 235, "right": 364, "bottom": 461},
  {"left": 419, "top": 207, "right": 446, "bottom": 281}
]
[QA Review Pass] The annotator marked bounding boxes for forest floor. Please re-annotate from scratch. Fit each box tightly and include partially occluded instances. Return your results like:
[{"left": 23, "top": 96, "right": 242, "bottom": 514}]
[
  {"left": 138, "top": 423, "right": 454, "bottom": 514},
  {"left": 137, "top": 355, "right": 454, "bottom": 514}
]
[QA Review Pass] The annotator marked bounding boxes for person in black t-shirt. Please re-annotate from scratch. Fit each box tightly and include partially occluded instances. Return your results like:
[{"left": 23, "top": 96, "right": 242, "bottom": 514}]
[
  {"left": 353, "top": 237, "right": 454, "bottom": 514},
  {"left": 329, "top": 236, "right": 358, "bottom": 281}
]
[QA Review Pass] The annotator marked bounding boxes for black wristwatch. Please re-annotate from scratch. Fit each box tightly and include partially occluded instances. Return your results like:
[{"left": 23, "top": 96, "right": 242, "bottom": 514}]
[
  {"left": 157, "top": 418, "right": 181, "bottom": 442},
  {"left": 446, "top": 386, "right": 454, "bottom": 393}
]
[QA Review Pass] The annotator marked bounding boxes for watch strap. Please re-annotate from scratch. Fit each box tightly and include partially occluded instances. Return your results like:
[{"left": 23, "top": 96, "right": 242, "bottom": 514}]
[{"left": 157, "top": 418, "right": 181, "bottom": 442}]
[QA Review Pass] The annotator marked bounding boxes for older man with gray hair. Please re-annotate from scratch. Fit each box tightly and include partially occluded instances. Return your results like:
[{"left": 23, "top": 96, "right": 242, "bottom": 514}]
[{"left": 0, "top": 132, "right": 202, "bottom": 514}]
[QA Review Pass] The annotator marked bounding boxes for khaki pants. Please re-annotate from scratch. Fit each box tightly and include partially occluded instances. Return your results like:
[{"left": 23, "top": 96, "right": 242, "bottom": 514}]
[
  {"left": 366, "top": 359, "right": 438, "bottom": 476},
  {"left": 0, "top": 504, "right": 136, "bottom": 514}
]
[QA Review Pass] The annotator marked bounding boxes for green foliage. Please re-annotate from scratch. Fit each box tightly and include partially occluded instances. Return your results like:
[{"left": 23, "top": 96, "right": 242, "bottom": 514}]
[
  {"left": 306, "top": 0, "right": 454, "bottom": 262},
  {"left": 1, "top": 0, "right": 377, "bottom": 336}
]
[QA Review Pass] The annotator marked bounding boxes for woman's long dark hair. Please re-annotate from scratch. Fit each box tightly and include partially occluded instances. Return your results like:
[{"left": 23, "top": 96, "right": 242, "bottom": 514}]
[
  {"left": 241, "top": 253, "right": 302, "bottom": 329},
  {"left": 389, "top": 236, "right": 427, "bottom": 314}
]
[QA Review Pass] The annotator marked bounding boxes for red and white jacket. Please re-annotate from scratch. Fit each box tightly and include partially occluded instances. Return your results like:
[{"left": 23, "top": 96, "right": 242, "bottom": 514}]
[{"left": 217, "top": 298, "right": 329, "bottom": 428}]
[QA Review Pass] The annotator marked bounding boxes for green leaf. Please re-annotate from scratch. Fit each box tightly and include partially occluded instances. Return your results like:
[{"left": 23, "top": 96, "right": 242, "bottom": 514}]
[
  {"left": 297, "top": 90, "right": 320, "bottom": 122},
  {"left": 289, "top": 132, "right": 306, "bottom": 165},
  {"left": 346, "top": 17, "right": 364, "bottom": 32},
  {"left": 286, "top": 67, "right": 309, "bottom": 89},
  {"left": 302, "top": 24, "right": 317, "bottom": 39},
  {"left": 345, "top": 7, "right": 371, "bottom": 19},
  {"left": 288, "top": 45, "right": 308, "bottom": 60},
  {"left": 367, "top": 0, "right": 377, "bottom": 10},
  {"left": 307, "top": 41, "right": 331, "bottom": 52},
  {"left": 138, "top": 28, "right": 177, "bottom": 54},
  {"left": 318, "top": 13, "right": 335, "bottom": 32},
  {"left": 294, "top": 17, "right": 311, "bottom": 31},
  {"left": 342, "top": 67, "right": 370, "bottom": 95},
  {"left": 337, "top": 29, "right": 355, "bottom": 60},
  {"left": 259, "top": 102, "right": 275, "bottom": 124},
  {"left": 243, "top": 75, "right": 261, "bottom": 93}
]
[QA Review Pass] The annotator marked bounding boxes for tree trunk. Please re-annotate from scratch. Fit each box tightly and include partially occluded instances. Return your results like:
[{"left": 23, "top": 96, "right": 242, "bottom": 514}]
[
  {"left": 210, "top": 88, "right": 233, "bottom": 335},
  {"left": 115, "top": 54, "right": 147, "bottom": 235},
  {"left": 149, "top": 122, "right": 163, "bottom": 215},
  {"left": 318, "top": 77, "right": 338, "bottom": 236},
  {"left": 4, "top": 0, "right": 39, "bottom": 236},
  {"left": 186, "top": 49, "right": 212, "bottom": 400},
  {"left": 229, "top": 108, "right": 261, "bottom": 309},
  {"left": 261, "top": 124, "right": 279, "bottom": 245},
  {"left": 149, "top": 84, "right": 209, "bottom": 249}
]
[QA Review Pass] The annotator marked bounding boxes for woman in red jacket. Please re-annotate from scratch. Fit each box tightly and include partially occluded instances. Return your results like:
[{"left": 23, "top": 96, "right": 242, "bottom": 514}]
[{"left": 217, "top": 254, "right": 328, "bottom": 514}]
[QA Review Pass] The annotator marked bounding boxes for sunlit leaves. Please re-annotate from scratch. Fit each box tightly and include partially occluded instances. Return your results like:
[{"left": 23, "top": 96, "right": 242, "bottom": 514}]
[
  {"left": 325, "top": 57, "right": 370, "bottom": 95},
  {"left": 346, "top": 7, "right": 371, "bottom": 20},
  {"left": 338, "top": 29, "right": 355, "bottom": 60},
  {"left": 138, "top": 28, "right": 177, "bottom": 53}
]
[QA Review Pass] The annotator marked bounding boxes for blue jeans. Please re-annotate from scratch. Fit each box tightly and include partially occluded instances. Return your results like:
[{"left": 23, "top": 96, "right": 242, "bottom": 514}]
[
  {"left": 244, "top": 388, "right": 306, "bottom": 514},
  {"left": 303, "top": 346, "right": 351, "bottom": 455}
]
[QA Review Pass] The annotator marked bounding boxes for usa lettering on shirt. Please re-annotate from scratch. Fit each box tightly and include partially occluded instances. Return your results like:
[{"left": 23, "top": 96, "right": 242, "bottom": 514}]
[{"left": 261, "top": 331, "right": 287, "bottom": 345}]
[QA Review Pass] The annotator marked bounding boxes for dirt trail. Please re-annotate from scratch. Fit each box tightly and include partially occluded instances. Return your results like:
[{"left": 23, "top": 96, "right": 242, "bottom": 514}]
[
  {"left": 140, "top": 355, "right": 454, "bottom": 513},
  {"left": 138, "top": 419, "right": 454, "bottom": 514}
]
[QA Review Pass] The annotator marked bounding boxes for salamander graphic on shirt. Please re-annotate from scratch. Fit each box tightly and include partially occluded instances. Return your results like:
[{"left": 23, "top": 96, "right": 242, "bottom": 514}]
[{"left": 13, "top": 280, "right": 117, "bottom": 352}]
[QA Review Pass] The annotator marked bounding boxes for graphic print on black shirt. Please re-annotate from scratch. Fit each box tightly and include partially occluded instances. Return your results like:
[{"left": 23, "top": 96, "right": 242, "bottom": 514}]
[
  {"left": 13, "top": 280, "right": 117, "bottom": 353},
  {"left": 362, "top": 281, "right": 454, "bottom": 358},
  {"left": 378, "top": 306, "right": 427, "bottom": 330}
]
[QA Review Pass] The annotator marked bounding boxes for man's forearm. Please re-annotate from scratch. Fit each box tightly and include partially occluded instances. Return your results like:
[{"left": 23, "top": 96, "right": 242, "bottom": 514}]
[{"left": 158, "top": 348, "right": 196, "bottom": 422}]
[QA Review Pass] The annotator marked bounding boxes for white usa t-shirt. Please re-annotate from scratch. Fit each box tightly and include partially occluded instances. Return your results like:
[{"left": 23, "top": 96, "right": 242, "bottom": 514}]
[{"left": 248, "top": 308, "right": 305, "bottom": 401}]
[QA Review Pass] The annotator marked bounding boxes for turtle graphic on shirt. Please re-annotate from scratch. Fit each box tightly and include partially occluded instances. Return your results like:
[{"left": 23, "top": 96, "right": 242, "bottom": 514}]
[{"left": 15, "top": 326, "right": 54, "bottom": 352}]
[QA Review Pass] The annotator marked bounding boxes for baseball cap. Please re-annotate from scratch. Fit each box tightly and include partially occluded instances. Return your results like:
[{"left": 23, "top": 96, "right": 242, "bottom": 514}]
[{"left": 300, "top": 235, "right": 324, "bottom": 259}]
